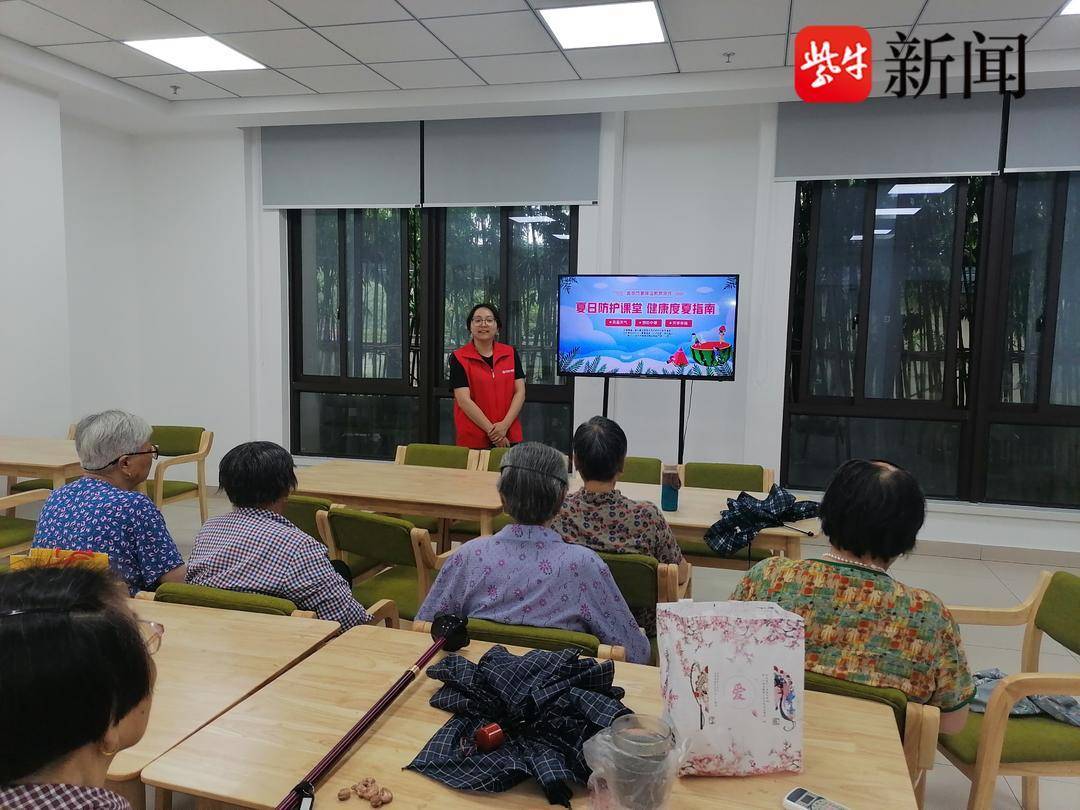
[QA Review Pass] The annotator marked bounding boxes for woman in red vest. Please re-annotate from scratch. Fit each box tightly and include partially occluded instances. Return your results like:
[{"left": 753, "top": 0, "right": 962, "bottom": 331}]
[{"left": 449, "top": 303, "right": 526, "bottom": 449}]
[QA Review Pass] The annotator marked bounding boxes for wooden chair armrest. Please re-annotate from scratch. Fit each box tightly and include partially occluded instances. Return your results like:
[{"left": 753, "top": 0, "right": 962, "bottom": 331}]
[
  {"left": 153, "top": 452, "right": 206, "bottom": 475},
  {"left": 903, "top": 702, "right": 940, "bottom": 780},
  {"left": 365, "top": 599, "right": 399, "bottom": 629},
  {"left": 947, "top": 571, "right": 1053, "bottom": 627},
  {"left": 996, "top": 672, "right": 1080, "bottom": 701},
  {"left": 598, "top": 644, "right": 626, "bottom": 662},
  {"left": 657, "top": 563, "right": 679, "bottom": 603},
  {"left": 394, "top": 446, "right": 407, "bottom": 465},
  {"left": 290, "top": 609, "right": 317, "bottom": 618},
  {"left": 676, "top": 562, "right": 692, "bottom": 599},
  {"left": 133, "top": 591, "right": 157, "bottom": 601},
  {"left": 0, "top": 488, "right": 51, "bottom": 509},
  {"left": 435, "top": 549, "right": 455, "bottom": 569},
  {"left": 412, "top": 620, "right": 433, "bottom": 635},
  {"left": 315, "top": 510, "right": 341, "bottom": 560}
]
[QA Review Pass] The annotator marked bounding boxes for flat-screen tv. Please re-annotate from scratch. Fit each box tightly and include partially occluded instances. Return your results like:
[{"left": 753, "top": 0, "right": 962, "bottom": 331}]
[{"left": 557, "top": 274, "right": 739, "bottom": 380}]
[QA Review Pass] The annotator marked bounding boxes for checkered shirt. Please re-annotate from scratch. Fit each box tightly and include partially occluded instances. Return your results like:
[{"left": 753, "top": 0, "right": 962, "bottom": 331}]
[
  {"left": 407, "top": 645, "right": 631, "bottom": 807},
  {"left": 0, "top": 782, "right": 131, "bottom": 810},
  {"left": 186, "top": 507, "right": 370, "bottom": 628}
]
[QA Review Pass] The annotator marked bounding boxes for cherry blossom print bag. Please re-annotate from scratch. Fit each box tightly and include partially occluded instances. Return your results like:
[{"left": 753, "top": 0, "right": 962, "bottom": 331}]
[{"left": 657, "top": 600, "right": 805, "bottom": 776}]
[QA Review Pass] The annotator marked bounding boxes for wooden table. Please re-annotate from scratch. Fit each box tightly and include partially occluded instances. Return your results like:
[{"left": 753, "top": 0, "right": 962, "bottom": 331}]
[
  {"left": 142, "top": 625, "right": 916, "bottom": 810},
  {"left": 107, "top": 600, "right": 339, "bottom": 810},
  {"left": 0, "top": 436, "right": 82, "bottom": 491},
  {"left": 295, "top": 460, "right": 504, "bottom": 537}
]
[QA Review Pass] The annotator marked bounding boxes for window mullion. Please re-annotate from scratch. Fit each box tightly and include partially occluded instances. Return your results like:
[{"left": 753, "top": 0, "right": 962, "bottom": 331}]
[
  {"left": 852, "top": 180, "right": 877, "bottom": 403},
  {"left": 1035, "top": 173, "right": 1070, "bottom": 409},
  {"left": 796, "top": 182, "right": 822, "bottom": 402},
  {"left": 337, "top": 209, "right": 347, "bottom": 380},
  {"left": 943, "top": 180, "right": 968, "bottom": 410}
]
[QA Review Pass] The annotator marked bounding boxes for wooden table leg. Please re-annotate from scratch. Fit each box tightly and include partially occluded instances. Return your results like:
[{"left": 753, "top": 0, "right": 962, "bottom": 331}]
[
  {"left": 154, "top": 787, "right": 173, "bottom": 810},
  {"left": 106, "top": 778, "right": 146, "bottom": 810},
  {"left": 52, "top": 472, "right": 67, "bottom": 491},
  {"left": 785, "top": 537, "right": 802, "bottom": 559},
  {"left": 479, "top": 512, "right": 494, "bottom": 537}
]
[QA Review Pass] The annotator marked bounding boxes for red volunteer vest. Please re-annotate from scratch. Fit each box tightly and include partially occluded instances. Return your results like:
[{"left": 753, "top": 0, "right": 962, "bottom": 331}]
[{"left": 452, "top": 341, "right": 523, "bottom": 449}]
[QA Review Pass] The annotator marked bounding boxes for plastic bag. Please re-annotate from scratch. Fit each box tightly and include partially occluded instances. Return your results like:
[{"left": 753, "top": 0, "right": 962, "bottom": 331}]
[{"left": 583, "top": 714, "right": 687, "bottom": 810}]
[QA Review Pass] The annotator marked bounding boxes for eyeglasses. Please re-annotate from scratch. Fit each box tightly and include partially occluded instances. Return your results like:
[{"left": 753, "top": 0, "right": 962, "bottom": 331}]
[
  {"left": 471, "top": 317, "right": 497, "bottom": 325},
  {"left": 138, "top": 619, "right": 165, "bottom": 655},
  {"left": 86, "top": 444, "right": 159, "bottom": 472}
]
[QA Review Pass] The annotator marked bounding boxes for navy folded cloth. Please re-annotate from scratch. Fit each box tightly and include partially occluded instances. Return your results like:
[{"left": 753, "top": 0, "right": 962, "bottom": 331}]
[
  {"left": 703, "top": 485, "right": 819, "bottom": 556},
  {"left": 407, "top": 645, "right": 632, "bottom": 808}
]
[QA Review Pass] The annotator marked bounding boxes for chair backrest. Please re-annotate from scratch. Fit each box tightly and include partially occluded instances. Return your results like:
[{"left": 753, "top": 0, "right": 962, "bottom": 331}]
[
  {"left": 151, "top": 426, "right": 207, "bottom": 457},
  {"left": 682, "top": 462, "right": 768, "bottom": 492},
  {"left": 620, "top": 456, "right": 662, "bottom": 485},
  {"left": 284, "top": 495, "right": 333, "bottom": 542},
  {"left": 805, "top": 670, "right": 908, "bottom": 734},
  {"left": 396, "top": 443, "right": 474, "bottom": 470},
  {"left": 596, "top": 551, "right": 659, "bottom": 614},
  {"left": 485, "top": 446, "right": 510, "bottom": 471},
  {"left": 460, "top": 618, "right": 606, "bottom": 656},
  {"left": 1034, "top": 570, "right": 1080, "bottom": 656},
  {"left": 323, "top": 507, "right": 420, "bottom": 568},
  {"left": 154, "top": 582, "right": 300, "bottom": 616}
]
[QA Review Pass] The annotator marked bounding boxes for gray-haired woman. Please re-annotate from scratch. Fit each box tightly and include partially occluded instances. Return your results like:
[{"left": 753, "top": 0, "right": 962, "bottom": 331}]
[
  {"left": 415, "top": 442, "right": 650, "bottom": 663},
  {"left": 33, "top": 410, "right": 186, "bottom": 595}
]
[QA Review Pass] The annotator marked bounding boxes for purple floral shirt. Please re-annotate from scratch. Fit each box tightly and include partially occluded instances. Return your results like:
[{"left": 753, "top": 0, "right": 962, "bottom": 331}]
[{"left": 416, "top": 524, "right": 650, "bottom": 664}]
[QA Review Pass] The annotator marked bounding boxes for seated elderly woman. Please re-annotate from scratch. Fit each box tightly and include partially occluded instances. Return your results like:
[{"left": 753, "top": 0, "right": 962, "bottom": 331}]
[
  {"left": 416, "top": 442, "right": 650, "bottom": 664},
  {"left": 550, "top": 416, "right": 687, "bottom": 631},
  {"left": 0, "top": 566, "right": 157, "bottom": 809},
  {"left": 187, "top": 441, "right": 372, "bottom": 629},
  {"left": 731, "top": 459, "right": 975, "bottom": 734},
  {"left": 33, "top": 410, "right": 185, "bottom": 596}
]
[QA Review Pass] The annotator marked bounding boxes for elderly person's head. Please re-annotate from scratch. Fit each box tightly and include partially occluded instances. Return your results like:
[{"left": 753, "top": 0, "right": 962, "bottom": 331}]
[
  {"left": 0, "top": 566, "right": 156, "bottom": 788},
  {"left": 497, "top": 442, "right": 569, "bottom": 525},
  {"left": 219, "top": 441, "right": 297, "bottom": 511},
  {"left": 573, "top": 416, "right": 627, "bottom": 483},
  {"left": 820, "top": 459, "right": 925, "bottom": 565},
  {"left": 76, "top": 410, "right": 158, "bottom": 491}
]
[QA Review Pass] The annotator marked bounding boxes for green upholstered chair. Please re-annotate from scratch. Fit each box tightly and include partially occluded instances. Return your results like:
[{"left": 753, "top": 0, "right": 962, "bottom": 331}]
[
  {"left": 413, "top": 618, "right": 625, "bottom": 662},
  {"left": 285, "top": 495, "right": 379, "bottom": 579},
  {"left": 940, "top": 570, "right": 1080, "bottom": 810},
  {"left": 0, "top": 489, "right": 50, "bottom": 561},
  {"left": 146, "top": 582, "right": 312, "bottom": 617},
  {"left": 393, "top": 444, "right": 479, "bottom": 550},
  {"left": 143, "top": 426, "right": 214, "bottom": 524},
  {"left": 595, "top": 551, "right": 681, "bottom": 653},
  {"left": 806, "top": 671, "right": 939, "bottom": 805},
  {"left": 318, "top": 506, "right": 437, "bottom": 623},
  {"left": 619, "top": 456, "right": 662, "bottom": 485}
]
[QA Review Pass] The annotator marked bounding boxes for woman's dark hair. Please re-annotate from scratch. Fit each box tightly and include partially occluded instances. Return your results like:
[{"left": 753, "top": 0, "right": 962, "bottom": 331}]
[
  {"left": 219, "top": 441, "right": 297, "bottom": 508},
  {"left": 820, "top": 459, "right": 926, "bottom": 561},
  {"left": 573, "top": 416, "right": 628, "bottom": 482},
  {"left": 465, "top": 302, "right": 502, "bottom": 333},
  {"left": 0, "top": 567, "right": 153, "bottom": 782}
]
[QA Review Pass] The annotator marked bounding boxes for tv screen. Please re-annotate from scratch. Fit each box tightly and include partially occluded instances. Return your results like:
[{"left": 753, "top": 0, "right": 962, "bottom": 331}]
[{"left": 557, "top": 274, "right": 739, "bottom": 380}]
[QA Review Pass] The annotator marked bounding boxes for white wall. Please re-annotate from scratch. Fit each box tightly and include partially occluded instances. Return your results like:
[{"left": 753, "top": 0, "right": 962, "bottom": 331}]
[{"left": 0, "top": 77, "right": 71, "bottom": 436}]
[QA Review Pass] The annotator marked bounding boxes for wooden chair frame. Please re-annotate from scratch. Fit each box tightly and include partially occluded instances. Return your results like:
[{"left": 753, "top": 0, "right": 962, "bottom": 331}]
[
  {"left": 317, "top": 506, "right": 438, "bottom": 614},
  {"left": 144, "top": 429, "right": 214, "bottom": 524},
  {"left": 135, "top": 588, "right": 398, "bottom": 628},
  {"left": 0, "top": 488, "right": 51, "bottom": 560},
  {"left": 905, "top": 702, "right": 941, "bottom": 808},
  {"left": 940, "top": 571, "right": 1079, "bottom": 810},
  {"left": 411, "top": 620, "right": 626, "bottom": 662},
  {"left": 676, "top": 463, "right": 776, "bottom": 491}
]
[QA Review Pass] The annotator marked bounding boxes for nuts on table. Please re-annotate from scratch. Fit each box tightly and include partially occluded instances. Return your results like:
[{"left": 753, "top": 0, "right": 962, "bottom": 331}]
[
  {"left": 337, "top": 788, "right": 352, "bottom": 801},
  {"left": 370, "top": 787, "right": 393, "bottom": 807}
]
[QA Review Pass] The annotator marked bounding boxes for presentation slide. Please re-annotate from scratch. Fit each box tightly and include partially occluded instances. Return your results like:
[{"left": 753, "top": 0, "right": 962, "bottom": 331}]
[{"left": 557, "top": 274, "right": 739, "bottom": 380}]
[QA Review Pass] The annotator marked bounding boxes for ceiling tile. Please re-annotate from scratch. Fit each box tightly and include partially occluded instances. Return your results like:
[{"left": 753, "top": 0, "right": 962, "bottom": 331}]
[
  {"left": 399, "top": 0, "right": 527, "bottom": 16},
  {"left": 369, "top": 57, "right": 484, "bottom": 88},
  {"left": 148, "top": 0, "right": 301, "bottom": 33},
  {"left": 675, "top": 34, "right": 786, "bottom": 72},
  {"left": 30, "top": 0, "right": 199, "bottom": 39},
  {"left": 42, "top": 41, "right": 176, "bottom": 76},
  {"left": 912, "top": 18, "right": 1045, "bottom": 56},
  {"left": 270, "top": 0, "right": 409, "bottom": 27},
  {"left": 218, "top": 29, "right": 357, "bottom": 68},
  {"left": 120, "top": 72, "right": 236, "bottom": 99},
  {"left": 280, "top": 64, "right": 396, "bottom": 91},
  {"left": 194, "top": 68, "right": 314, "bottom": 95},
  {"left": 787, "top": 26, "right": 905, "bottom": 65},
  {"left": 0, "top": 0, "right": 105, "bottom": 45},
  {"left": 424, "top": 10, "right": 555, "bottom": 56},
  {"left": 316, "top": 20, "right": 454, "bottom": 62},
  {"left": 919, "top": 0, "right": 1064, "bottom": 25},
  {"left": 464, "top": 51, "right": 576, "bottom": 83},
  {"left": 791, "top": 0, "right": 925, "bottom": 31},
  {"left": 565, "top": 43, "right": 677, "bottom": 79},
  {"left": 1028, "top": 15, "right": 1080, "bottom": 51},
  {"left": 660, "top": 0, "right": 789, "bottom": 41}
]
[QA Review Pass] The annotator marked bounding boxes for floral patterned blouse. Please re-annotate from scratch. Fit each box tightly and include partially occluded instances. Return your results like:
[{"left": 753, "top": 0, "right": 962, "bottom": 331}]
[
  {"left": 416, "top": 524, "right": 651, "bottom": 664},
  {"left": 732, "top": 556, "right": 975, "bottom": 711}
]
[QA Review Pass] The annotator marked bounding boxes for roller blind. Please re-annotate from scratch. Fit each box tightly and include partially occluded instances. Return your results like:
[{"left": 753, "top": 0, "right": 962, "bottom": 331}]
[
  {"left": 423, "top": 114, "right": 600, "bottom": 206},
  {"left": 1006, "top": 88, "right": 1080, "bottom": 173},
  {"left": 261, "top": 122, "right": 421, "bottom": 208},
  {"left": 775, "top": 94, "right": 1002, "bottom": 180}
]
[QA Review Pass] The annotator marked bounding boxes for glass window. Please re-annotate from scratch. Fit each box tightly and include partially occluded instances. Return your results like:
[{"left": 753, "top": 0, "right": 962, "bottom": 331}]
[
  {"left": 345, "top": 209, "right": 405, "bottom": 379},
  {"left": 1002, "top": 175, "right": 1055, "bottom": 404},
  {"left": 438, "top": 397, "right": 572, "bottom": 455},
  {"left": 443, "top": 207, "right": 500, "bottom": 376},
  {"left": 985, "top": 423, "right": 1080, "bottom": 506},
  {"left": 808, "top": 181, "right": 865, "bottom": 397},
  {"left": 507, "top": 206, "right": 572, "bottom": 385},
  {"left": 298, "top": 392, "right": 419, "bottom": 459},
  {"left": 299, "top": 209, "right": 339, "bottom": 377},
  {"left": 1051, "top": 173, "right": 1080, "bottom": 406},
  {"left": 864, "top": 182, "right": 957, "bottom": 400}
]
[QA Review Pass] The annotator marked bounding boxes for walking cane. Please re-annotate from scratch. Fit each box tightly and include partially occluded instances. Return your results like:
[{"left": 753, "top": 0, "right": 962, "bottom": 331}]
[{"left": 276, "top": 614, "right": 470, "bottom": 810}]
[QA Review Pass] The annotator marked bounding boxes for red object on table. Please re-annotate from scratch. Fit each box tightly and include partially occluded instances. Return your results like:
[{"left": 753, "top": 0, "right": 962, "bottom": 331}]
[{"left": 475, "top": 722, "right": 505, "bottom": 752}]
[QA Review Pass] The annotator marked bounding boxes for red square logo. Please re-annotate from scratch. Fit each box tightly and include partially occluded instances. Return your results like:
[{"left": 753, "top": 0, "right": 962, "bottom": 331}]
[{"left": 795, "top": 26, "right": 872, "bottom": 103}]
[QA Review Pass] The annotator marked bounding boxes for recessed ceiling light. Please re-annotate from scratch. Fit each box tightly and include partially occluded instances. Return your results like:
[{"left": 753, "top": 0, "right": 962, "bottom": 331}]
[
  {"left": 125, "top": 36, "right": 264, "bottom": 72},
  {"left": 552, "top": 233, "right": 570, "bottom": 240},
  {"left": 540, "top": 1, "right": 665, "bottom": 50},
  {"left": 888, "top": 183, "right": 954, "bottom": 195},
  {"left": 1061, "top": 0, "right": 1080, "bottom": 14},
  {"left": 850, "top": 229, "right": 894, "bottom": 241},
  {"left": 509, "top": 215, "right": 555, "bottom": 224},
  {"left": 875, "top": 207, "right": 921, "bottom": 217}
]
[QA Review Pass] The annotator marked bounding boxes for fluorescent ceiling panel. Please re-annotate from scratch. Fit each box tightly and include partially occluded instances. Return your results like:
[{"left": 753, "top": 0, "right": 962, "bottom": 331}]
[
  {"left": 509, "top": 215, "right": 555, "bottom": 223},
  {"left": 1062, "top": 0, "right": 1080, "bottom": 12},
  {"left": 875, "top": 207, "right": 921, "bottom": 217},
  {"left": 888, "top": 183, "right": 954, "bottom": 195},
  {"left": 553, "top": 233, "right": 570, "bottom": 240},
  {"left": 126, "top": 36, "right": 264, "bottom": 72},
  {"left": 540, "top": 1, "right": 664, "bottom": 49}
]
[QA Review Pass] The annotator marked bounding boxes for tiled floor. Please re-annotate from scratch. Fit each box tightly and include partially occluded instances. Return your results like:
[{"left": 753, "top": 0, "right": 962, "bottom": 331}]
[{"left": 125, "top": 496, "right": 1080, "bottom": 809}]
